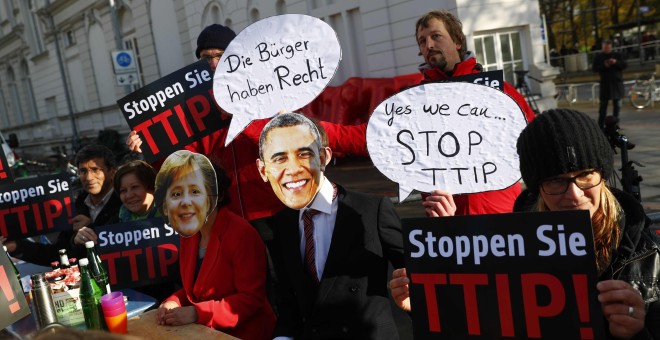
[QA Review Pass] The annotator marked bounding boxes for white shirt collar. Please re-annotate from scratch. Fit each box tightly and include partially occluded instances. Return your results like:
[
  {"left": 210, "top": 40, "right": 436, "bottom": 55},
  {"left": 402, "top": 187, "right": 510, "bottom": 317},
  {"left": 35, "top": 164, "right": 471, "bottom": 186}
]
[{"left": 305, "top": 175, "right": 333, "bottom": 215}]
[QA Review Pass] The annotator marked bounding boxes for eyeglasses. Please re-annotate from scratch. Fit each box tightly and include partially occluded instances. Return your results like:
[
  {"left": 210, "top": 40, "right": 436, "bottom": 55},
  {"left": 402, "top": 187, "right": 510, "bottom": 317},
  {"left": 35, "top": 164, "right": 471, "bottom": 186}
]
[
  {"left": 199, "top": 54, "right": 223, "bottom": 64},
  {"left": 540, "top": 170, "right": 603, "bottom": 195}
]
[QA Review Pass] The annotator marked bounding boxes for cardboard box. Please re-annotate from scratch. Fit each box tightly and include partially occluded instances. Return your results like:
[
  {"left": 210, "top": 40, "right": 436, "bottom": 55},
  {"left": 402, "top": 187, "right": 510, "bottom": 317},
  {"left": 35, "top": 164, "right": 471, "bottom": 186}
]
[{"left": 52, "top": 288, "right": 85, "bottom": 327}]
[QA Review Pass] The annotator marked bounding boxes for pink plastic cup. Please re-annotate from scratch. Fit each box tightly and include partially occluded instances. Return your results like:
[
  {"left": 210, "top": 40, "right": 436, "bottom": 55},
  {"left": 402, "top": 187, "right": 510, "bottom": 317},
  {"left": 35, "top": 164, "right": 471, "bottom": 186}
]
[
  {"left": 100, "top": 292, "right": 123, "bottom": 306},
  {"left": 102, "top": 303, "right": 126, "bottom": 317},
  {"left": 101, "top": 292, "right": 124, "bottom": 311},
  {"left": 101, "top": 300, "right": 124, "bottom": 312}
]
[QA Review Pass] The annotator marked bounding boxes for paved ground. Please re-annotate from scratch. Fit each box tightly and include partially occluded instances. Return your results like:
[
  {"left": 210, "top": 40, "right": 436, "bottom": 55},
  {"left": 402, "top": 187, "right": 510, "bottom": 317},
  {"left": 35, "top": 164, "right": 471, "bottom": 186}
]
[{"left": 325, "top": 101, "right": 660, "bottom": 219}]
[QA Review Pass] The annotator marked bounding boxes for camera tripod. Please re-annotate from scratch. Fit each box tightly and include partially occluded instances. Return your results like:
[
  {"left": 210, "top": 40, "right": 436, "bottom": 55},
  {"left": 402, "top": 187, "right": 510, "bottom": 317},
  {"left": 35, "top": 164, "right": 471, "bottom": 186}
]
[
  {"left": 604, "top": 116, "right": 643, "bottom": 201},
  {"left": 514, "top": 70, "right": 540, "bottom": 115}
]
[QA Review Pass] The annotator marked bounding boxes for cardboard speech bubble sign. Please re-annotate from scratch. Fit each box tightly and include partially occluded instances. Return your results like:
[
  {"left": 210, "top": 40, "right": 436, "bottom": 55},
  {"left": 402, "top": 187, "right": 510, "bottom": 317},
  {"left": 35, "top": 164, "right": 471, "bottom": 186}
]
[
  {"left": 213, "top": 14, "right": 341, "bottom": 146},
  {"left": 366, "top": 82, "right": 528, "bottom": 201}
]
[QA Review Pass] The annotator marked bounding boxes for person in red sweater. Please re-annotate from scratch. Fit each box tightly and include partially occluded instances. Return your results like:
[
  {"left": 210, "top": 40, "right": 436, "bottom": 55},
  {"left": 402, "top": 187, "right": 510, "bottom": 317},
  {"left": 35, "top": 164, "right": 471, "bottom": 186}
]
[
  {"left": 154, "top": 150, "right": 275, "bottom": 340},
  {"left": 391, "top": 9, "right": 538, "bottom": 313},
  {"left": 414, "top": 9, "right": 536, "bottom": 218}
]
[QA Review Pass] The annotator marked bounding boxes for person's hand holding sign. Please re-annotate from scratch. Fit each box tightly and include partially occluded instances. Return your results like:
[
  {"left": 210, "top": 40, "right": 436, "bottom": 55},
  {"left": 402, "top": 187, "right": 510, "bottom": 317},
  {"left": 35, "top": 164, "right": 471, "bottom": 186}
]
[
  {"left": 74, "top": 226, "right": 98, "bottom": 245},
  {"left": 597, "top": 280, "right": 646, "bottom": 338},
  {"left": 126, "top": 131, "right": 142, "bottom": 154},
  {"left": 389, "top": 268, "right": 411, "bottom": 312},
  {"left": 422, "top": 189, "right": 456, "bottom": 217}
]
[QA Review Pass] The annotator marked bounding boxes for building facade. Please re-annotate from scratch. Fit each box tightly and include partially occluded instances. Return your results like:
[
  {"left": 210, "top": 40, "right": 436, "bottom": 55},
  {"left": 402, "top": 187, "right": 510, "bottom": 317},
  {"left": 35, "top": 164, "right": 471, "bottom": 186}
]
[{"left": 0, "top": 0, "right": 555, "bottom": 161}]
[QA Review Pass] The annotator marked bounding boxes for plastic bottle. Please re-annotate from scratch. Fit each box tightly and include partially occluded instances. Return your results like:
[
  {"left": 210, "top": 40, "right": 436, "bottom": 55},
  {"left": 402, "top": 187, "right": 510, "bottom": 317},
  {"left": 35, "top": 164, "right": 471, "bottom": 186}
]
[
  {"left": 84, "top": 241, "right": 110, "bottom": 294},
  {"left": 78, "top": 258, "right": 104, "bottom": 330},
  {"left": 30, "top": 273, "right": 59, "bottom": 329},
  {"left": 58, "top": 249, "right": 71, "bottom": 269}
]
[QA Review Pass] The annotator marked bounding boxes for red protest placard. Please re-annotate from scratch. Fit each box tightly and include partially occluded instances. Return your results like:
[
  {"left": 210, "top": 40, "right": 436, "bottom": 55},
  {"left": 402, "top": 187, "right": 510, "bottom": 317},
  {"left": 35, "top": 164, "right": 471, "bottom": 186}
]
[
  {"left": 94, "top": 218, "right": 179, "bottom": 290},
  {"left": 402, "top": 210, "right": 605, "bottom": 339},
  {"left": 0, "top": 148, "right": 13, "bottom": 185},
  {"left": 0, "top": 252, "right": 30, "bottom": 329},
  {"left": 0, "top": 174, "right": 74, "bottom": 239},
  {"left": 116, "top": 60, "right": 230, "bottom": 163}
]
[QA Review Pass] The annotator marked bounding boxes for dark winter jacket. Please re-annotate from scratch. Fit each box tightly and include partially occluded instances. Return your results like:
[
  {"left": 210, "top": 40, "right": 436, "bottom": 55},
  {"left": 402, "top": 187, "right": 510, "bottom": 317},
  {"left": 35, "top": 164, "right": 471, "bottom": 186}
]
[{"left": 592, "top": 50, "right": 627, "bottom": 100}]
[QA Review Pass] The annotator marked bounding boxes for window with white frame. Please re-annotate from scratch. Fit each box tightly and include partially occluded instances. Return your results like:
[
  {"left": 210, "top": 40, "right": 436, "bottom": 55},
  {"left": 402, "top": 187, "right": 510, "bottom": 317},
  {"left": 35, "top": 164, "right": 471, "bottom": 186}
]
[{"left": 473, "top": 31, "right": 525, "bottom": 85}]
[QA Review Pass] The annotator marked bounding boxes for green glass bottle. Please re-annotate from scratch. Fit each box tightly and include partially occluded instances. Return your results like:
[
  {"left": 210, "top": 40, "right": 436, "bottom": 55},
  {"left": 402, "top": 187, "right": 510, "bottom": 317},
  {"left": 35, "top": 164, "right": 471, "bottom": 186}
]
[
  {"left": 78, "top": 258, "right": 104, "bottom": 330},
  {"left": 84, "top": 241, "right": 110, "bottom": 294},
  {"left": 3, "top": 245, "right": 21, "bottom": 285}
]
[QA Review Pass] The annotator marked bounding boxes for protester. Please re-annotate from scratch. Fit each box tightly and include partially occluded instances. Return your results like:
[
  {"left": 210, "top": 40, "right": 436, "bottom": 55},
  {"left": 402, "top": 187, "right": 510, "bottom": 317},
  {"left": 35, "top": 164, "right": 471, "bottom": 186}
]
[
  {"left": 414, "top": 9, "right": 535, "bottom": 217},
  {"left": 114, "top": 159, "right": 177, "bottom": 302},
  {"left": 515, "top": 108, "right": 660, "bottom": 338},
  {"left": 113, "top": 160, "right": 159, "bottom": 221},
  {"left": 390, "top": 109, "right": 660, "bottom": 339},
  {"left": 3, "top": 144, "right": 121, "bottom": 264},
  {"left": 155, "top": 150, "right": 275, "bottom": 339},
  {"left": 258, "top": 113, "right": 404, "bottom": 339},
  {"left": 592, "top": 39, "right": 627, "bottom": 129},
  {"left": 69, "top": 145, "right": 122, "bottom": 253}
]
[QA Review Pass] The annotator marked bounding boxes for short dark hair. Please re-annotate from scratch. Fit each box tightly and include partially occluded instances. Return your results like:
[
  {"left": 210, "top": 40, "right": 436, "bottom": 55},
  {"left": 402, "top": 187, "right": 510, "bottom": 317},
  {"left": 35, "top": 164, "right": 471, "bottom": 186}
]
[
  {"left": 258, "top": 113, "right": 322, "bottom": 160},
  {"left": 415, "top": 10, "right": 467, "bottom": 58},
  {"left": 113, "top": 160, "right": 157, "bottom": 194},
  {"left": 75, "top": 144, "right": 116, "bottom": 170}
]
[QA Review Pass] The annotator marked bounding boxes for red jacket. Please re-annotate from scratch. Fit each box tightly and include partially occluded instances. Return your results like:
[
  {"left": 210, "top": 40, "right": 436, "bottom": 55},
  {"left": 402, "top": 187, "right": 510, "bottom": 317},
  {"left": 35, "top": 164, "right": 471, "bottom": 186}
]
[
  {"left": 164, "top": 207, "right": 276, "bottom": 339},
  {"left": 422, "top": 57, "right": 536, "bottom": 215}
]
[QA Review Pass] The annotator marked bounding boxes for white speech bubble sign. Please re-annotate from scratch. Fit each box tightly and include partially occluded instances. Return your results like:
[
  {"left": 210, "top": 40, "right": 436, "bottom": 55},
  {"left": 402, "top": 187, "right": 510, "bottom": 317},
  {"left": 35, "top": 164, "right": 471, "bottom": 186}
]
[
  {"left": 366, "top": 82, "right": 528, "bottom": 202},
  {"left": 214, "top": 14, "right": 341, "bottom": 146}
]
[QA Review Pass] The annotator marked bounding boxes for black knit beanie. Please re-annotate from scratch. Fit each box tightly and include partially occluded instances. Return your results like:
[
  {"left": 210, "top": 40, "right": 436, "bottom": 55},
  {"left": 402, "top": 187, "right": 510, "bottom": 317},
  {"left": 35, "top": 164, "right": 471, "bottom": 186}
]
[
  {"left": 516, "top": 109, "right": 613, "bottom": 194},
  {"left": 195, "top": 24, "right": 237, "bottom": 58}
]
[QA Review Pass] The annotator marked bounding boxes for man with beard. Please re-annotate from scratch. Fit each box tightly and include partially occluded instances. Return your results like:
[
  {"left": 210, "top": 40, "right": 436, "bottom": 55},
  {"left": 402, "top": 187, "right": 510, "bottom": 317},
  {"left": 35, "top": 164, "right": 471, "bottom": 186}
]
[
  {"left": 414, "top": 9, "right": 536, "bottom": 217},
  {"left": 4, "top": 145, "right": 121, "bottom": 264}
]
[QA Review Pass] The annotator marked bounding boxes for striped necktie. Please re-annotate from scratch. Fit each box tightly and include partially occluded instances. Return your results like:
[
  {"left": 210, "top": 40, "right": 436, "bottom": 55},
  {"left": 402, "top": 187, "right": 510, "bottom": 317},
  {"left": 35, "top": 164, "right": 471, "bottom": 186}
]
[{"left": 302, "top": 208, "right": 320, "bottom": 283}]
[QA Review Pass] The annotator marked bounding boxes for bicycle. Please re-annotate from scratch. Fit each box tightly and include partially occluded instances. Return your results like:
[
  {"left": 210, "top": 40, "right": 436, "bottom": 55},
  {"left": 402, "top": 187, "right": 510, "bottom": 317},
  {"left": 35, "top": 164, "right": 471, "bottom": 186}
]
[{"left": 629, "top": 73, "right": 659, "bottom": 109}]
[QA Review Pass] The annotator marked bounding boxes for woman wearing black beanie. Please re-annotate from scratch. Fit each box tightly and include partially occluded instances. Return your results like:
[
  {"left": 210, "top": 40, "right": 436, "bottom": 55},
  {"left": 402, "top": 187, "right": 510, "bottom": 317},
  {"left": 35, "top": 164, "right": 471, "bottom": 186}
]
[{"left": 515, "top": 108, "right": 659, "bottom": 339}]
